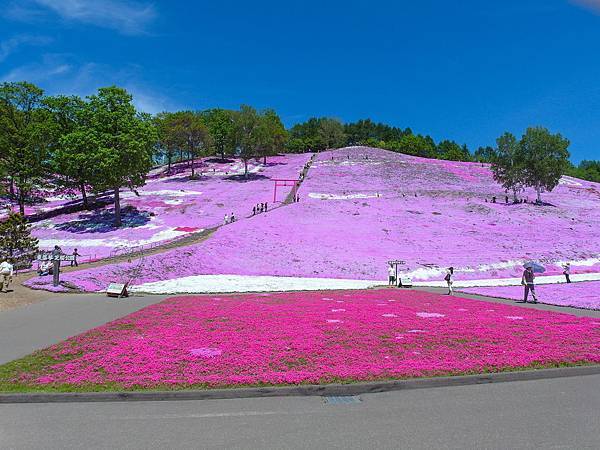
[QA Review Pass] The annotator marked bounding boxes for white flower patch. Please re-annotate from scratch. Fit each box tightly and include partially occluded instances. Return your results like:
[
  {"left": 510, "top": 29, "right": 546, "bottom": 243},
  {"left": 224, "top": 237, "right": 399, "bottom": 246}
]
[
  {"left": 416, "top": 312, "right": 445, "bottom": 318},
  {"left": 382, "top": 314, "right": 398, "bottom": 318},
  {"left": 331, "top": 309, "right": 346, "bottom": 312},
  {"left": 505, "top": 316, "right": 524, "bottom": 320},
  {"left": 326, "top": 319, "right": 343, "bottom": 323}
]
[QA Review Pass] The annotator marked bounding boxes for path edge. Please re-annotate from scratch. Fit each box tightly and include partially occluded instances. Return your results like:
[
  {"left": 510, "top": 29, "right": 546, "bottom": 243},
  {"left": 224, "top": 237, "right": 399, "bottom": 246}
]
[{"left": 2, "top": 364, "right": 600, "bottom": 404}]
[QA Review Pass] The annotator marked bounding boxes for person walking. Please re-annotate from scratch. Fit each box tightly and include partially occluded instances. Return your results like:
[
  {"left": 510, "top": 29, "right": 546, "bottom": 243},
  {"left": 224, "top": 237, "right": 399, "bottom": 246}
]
[
  {"left": 71, "top": 248, "right": 80, "bottom": 267},
  {"left": 224, "top": 214, "right": 229, "bottom": 225},
  {"left": 230, "top": 212, "right": 235, "bottom": 223},
  {"left": 252, "top": 206, "right": 256, "bottom": 216},
  {"left": 265, "top": 202, "right": 268, "bottom": 212},
  {"left": 444, "top": 267, "right": 454, "bottom": 295},
  {"left": 521, "top": 266, "right": 538, "bottom": 303},
  {"left": 388, "top": 264, "right": 396, "bottom": 286},
  {"left": 0, "top": 259, "right": 14, "bottom": 293},
  {"left": 563, "top": 263, "right": 571, "bottom": 283}
]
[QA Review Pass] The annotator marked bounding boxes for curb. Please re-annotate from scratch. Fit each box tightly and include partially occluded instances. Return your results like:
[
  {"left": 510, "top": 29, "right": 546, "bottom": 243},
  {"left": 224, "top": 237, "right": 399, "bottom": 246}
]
[{"left": 1, "top": 365, "right": 599, "bottom": 404}]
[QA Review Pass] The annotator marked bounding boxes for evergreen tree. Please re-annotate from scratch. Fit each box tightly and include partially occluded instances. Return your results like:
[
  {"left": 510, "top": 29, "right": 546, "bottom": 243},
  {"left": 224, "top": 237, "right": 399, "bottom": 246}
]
[{"left": 0, "top": 211, "right": 39, "bottom": 268}]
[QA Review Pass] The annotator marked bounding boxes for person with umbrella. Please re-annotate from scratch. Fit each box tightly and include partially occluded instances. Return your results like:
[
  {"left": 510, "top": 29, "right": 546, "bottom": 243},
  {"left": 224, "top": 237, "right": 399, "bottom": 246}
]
[{"left": 521, "top": 262, "right": 543, "bottom": 303}]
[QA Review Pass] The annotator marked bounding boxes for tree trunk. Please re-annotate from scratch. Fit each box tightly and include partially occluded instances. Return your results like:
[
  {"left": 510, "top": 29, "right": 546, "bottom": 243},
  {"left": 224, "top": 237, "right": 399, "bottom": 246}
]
[
  {"left": 18, "top": 188, "right": 25, "bottom": 216},
  {"left": 536, "top": 186, "right": 542, "bottom": 203},
  {"left": 221, "top": 147, "right": 225, "bottom": 160},
  {"left": 244, "top": 159, "right": 248, "bottom": 178},
  {"left": 512, "top": 188, "right": 518, "bottom": 203},
  {"left": 190, "top": 146, "right": 195, "bottom": 178},
  {"left": 167, "top": 154, "right": 172, "bottom": 174},
  {"left": 114, "top": 187, "right": 122, "bottom": 227},
  {"left": 263, "top": 155, "right": 267, "bottom": 165},
  {"left": 80, "top": 182, "right": 89, "bottom": 209},
  {"left": 9, "top": 177, "right": 14, "bottom": 196}
]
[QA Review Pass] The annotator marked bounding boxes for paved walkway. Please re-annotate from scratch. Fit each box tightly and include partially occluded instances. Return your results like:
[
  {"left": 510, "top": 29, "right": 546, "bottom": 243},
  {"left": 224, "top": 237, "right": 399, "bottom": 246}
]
[
  {"left": 1, "top": 374, "right": 598, "bottom": 449},
  {"left": 0, "top": 293, "right": 167, "bottom": 364}
]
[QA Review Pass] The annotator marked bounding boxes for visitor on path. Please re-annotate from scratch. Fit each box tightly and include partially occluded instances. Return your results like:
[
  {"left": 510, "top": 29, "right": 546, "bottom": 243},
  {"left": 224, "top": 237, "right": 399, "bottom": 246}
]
[
  {"left": 521, "top": 266, "right": 538, "bottom": 303},
  {"left": 492, "top": 196, "right": 496, "bottom": 203},
  {"left": 38, "top": 260, "right": 52, "bottom": 276},
  {"left": 265, "top": 202, "right": 268, "bottom": 212},
  {"left": 388, "top": 264, "right": 396, "bottom": 286},
  {"left": 224, "top": 214, "right": 229, "bottom": 225},
  {"left": 0, "top": 260, "right": 14, "bottom": 293},
  {"left": 444, "top": 267, "right": 454, "bottom": 295},
  {"left": 252, "top": 206, "right": 256, "bottom": 216},
  {"left": 563, "top": 263, "right": 571, "bottom": 283},
  {"left": 230, "top": 212, "right": 235, "bottom": 222},
  {"left": 71, "top": 248, "right": 80, "bottom": 267},
  {"left": 505, "top": 196, "right": 509, "bottom": 204}
]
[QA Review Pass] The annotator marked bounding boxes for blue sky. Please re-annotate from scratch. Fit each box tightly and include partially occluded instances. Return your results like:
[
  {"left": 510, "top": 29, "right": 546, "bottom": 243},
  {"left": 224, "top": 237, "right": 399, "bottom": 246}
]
[{"left": 1, "top": 0, "right": 599, "bottom": 162}]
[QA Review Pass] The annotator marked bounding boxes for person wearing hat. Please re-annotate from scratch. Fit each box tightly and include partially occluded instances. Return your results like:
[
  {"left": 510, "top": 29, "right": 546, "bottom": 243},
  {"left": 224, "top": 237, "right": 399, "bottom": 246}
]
[{"left": 521, "top": 266, "right": 538, "bottom": 303}]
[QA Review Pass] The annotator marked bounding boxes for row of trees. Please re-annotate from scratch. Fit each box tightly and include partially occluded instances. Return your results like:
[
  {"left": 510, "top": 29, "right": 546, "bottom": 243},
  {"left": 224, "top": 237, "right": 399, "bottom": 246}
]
[
  {"left": 286, "top": 117, "right": 472, "bottom": 161},
  {"left": 0, "top": 82, "right": 287, "bottom": 226}
]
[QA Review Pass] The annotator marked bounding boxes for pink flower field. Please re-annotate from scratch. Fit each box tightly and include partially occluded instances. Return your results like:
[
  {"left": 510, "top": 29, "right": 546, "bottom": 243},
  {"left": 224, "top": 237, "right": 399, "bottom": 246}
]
[
  {"left": 50, "top": 146, "right": 600, "bottom": 295},
  {"left": 12, "top": 153, "right": 311, "bottom": 260},
  {"left": 460, "top": 281, "right": 600, "bottom": 310},
  {"left": 2, "top": 289, "right": 599, "bottom": 391}
]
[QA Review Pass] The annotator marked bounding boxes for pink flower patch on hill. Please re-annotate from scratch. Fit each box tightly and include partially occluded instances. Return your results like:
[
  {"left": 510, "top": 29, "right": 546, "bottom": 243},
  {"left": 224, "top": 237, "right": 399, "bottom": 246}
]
[{"left": 6, "top": 289, "right": 599, "bottom": 390}]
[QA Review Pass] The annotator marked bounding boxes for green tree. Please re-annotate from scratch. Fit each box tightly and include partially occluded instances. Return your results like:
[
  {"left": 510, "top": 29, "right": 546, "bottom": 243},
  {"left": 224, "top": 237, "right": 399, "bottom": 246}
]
[
  {"left": 0, "top": 82, "right": 53, "bottom": 215},
  {"left": 0, "top": 211, "right": 39, "bottom": 268},
  {"left": 491, "top": 132, "right": 524, "bottom": 202},
  {"left": 72, "top": 86, "right": 157, "bottom": 227},
  {"left": 45, "top": 95, "right": 94, "bottom": 208},
  {"left": 519, "top": 127, "right": 570, "bottom": 203},
  {"left": 437, "top": 140, "right": 470, "bottom": 161},
  {"left": 318, "top": 118, "right": 346, "bottom": 150},
  {"left": 233, "top": 105, "right": 261, "bottom": 177},
  {"left": 473, "top": 146, "right": 497, "bottom": 163},
  {"left": 393, "top": 134, "right": 437, "bottom": 158},
  {"left": 154, "top": 112, "right": 182, "bottom": 174},
  {"left": 202, "top": 108, "right": 236, "bottom": 160},
  {"left": 172, "top": 111, "right": 210, "bottom": 178},
  {"left": 257, "top": 109, "right": 287, "bottom": 164}
]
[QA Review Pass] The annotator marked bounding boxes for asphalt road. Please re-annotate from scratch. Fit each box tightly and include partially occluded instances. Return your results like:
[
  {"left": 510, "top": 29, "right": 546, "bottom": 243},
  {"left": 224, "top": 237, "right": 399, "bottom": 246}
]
[
  {"left": 0, "top": 293, "right": 167, "bottom": 364},
  {"left": 1, "top": 374, "right": 599, "bottom": 450}
]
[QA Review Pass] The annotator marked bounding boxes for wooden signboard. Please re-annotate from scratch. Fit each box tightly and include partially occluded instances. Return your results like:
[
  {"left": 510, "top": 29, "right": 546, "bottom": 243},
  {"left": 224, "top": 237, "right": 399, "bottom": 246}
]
[{"left": 106, "top": 283, "right": 129, "bottom": 298}]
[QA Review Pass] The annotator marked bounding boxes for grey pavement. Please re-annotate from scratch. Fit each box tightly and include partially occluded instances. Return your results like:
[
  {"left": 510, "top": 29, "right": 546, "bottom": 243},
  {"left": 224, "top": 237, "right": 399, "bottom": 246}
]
[
  {"left": 415, "top": 286, "right": 600, "bottom": 318},
  {"left": 0, "top": 293, "right": 167, "bottom": 364},
  {"left": 1, "top": 374, "right": 599, "bottom": 449}
]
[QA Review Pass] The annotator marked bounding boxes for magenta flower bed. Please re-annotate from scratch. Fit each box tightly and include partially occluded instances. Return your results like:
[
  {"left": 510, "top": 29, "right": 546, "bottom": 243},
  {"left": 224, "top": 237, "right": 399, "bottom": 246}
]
[
  {"left": 19, "top": 154, "right": 311, "bottom": 260},
  {"left": 56, "top": 146, "right": 600, "bottom": 293},
  {"left": 6, "top": 289, "right": 599, "bottom": 390},
  {"left": 460, "top": 281, "right": 600, "bottom": 310}
]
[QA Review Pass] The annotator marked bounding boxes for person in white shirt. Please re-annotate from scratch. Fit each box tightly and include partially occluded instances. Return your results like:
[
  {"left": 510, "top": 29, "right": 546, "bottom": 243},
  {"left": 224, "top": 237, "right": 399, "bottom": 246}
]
[
  {"left": 224, "top": 214, "right": 229, "bottom": 225},
  {"left": 388, "top": 264, "right": 396, "bottom": 286},
  {"left": 0, "top": 260, "right": 14, "bottom": 293}
]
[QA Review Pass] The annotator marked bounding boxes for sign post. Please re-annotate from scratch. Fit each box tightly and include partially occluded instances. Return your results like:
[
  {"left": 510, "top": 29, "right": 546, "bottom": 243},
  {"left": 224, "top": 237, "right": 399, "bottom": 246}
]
[{"left": 37, "top": 250, "right": 75, "bottom": 287}]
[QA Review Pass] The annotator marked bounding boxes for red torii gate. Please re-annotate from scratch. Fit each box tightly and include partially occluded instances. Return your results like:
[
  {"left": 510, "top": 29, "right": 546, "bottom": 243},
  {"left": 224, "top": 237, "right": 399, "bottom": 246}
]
[{"left": 272, "top": 179, "right": 301, "bottom": 203}]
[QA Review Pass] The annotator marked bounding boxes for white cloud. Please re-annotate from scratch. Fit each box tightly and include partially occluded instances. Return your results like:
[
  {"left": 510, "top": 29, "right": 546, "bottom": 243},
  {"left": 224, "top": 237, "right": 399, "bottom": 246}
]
[
  {"left": 572, "top": 0, "right": 600, "bottom": 14},
  {"left": 1, "top": 57, "right": 179, "bottom": 114},
  {"left": 0, "top": 54, "right": 72, "bottom": 83},
  {"left": 5, "top": 0, "right": 157, "bottom": 35},
  {"left": 0, "top": 35, "right": 52, "bottom": 62}
]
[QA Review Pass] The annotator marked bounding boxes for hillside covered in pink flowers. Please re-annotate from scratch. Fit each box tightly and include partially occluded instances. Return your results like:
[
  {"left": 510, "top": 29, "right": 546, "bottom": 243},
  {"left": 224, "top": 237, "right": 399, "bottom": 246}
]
[{"left": 41, "top": 146, "right": 599, "bottom": 295}]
